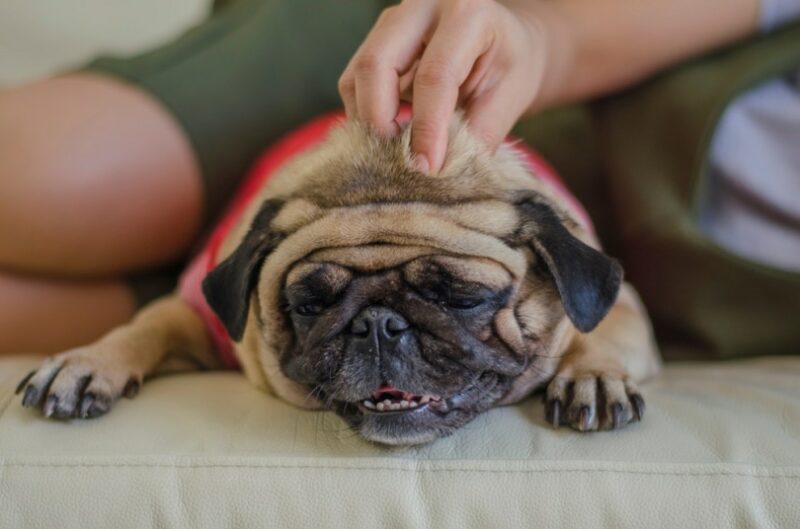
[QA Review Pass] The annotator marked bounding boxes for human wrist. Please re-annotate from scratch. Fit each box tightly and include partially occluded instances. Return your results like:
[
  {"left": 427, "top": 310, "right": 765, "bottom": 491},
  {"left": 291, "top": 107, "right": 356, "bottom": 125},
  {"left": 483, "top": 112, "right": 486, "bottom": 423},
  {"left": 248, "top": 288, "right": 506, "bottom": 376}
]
[
  {"left": 520, "top": 0, "right": 763, "bottom": 113},
  {"left": 501, "top": 0, "right": 582, "bottom": 115}
]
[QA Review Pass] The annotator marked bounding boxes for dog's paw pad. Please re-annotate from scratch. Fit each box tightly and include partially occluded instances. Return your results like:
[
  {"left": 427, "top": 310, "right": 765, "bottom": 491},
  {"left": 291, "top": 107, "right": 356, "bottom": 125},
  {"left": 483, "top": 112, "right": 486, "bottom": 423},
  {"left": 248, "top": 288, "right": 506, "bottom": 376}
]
[
  {"left": 544, "top": 373, "right": 644, "bottom": 432},
  {"left": 16, "top": 350, "right": 142, "bottom": 420}
]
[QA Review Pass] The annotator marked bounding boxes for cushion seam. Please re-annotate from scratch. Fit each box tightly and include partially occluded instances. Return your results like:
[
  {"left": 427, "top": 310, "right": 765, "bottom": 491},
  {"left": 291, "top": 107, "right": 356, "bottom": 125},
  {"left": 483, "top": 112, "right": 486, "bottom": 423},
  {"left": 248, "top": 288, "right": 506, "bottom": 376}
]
[{"left": 2, "top": 462, "right": 800, "bottom": 478}]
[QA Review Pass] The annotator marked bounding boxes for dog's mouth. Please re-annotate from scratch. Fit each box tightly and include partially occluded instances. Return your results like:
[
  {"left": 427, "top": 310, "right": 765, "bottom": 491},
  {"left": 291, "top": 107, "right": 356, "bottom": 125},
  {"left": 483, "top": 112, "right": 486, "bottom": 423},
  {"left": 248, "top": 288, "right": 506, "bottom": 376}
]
[
  {"left": 340, "top": 372, "right": 502, "bottom": 418},
  {"left": 319, "top": 373, "right": 508, "bottom": 445},
  {"left": 358, "top": 384, "right": 443, "bottom": 414}
]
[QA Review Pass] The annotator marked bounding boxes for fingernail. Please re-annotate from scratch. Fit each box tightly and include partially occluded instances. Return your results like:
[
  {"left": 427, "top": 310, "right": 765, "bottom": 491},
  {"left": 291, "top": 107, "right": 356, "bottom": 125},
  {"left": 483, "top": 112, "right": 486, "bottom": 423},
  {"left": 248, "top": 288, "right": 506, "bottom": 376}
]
[{"left": 414, "top": 155, "right": 430, "bottom": 174}]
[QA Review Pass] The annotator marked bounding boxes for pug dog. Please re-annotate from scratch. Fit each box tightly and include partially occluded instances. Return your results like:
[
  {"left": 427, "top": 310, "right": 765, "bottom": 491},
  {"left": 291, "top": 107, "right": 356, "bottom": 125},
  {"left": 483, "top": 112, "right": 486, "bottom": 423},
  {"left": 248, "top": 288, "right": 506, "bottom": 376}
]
[{"left": 16, "top": 113, "right": 660, "bottom": 446}]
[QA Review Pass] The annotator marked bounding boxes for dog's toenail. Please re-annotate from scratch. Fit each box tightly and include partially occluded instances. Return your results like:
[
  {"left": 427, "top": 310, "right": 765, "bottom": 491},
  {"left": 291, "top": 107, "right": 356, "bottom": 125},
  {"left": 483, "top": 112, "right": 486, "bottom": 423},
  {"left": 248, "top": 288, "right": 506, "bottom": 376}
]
[
  {"left": 43, "top": 395, "right": 58, "bottom": 418},
  {"left": 631, "top": 394, "right": 645, "bottom": 421},
  {"left": 22, "top": 386, "right": 39, "bottom": 408},
  {"left": 611, "top": 402, "right": 624, "bottom": 429},
  {"left": 546, "top": 399, "right": 562, "bottom": 428},
  {"left": 79, "top": 394, "right": 96, "bottom": 419},
  {"left": 123, "top": 378, "right": 141, "bottom": 399},
  {"left": 578, "top": 405, "right": 592, "bottom": 431},
  {"left": 15, "top": 371, "right": 36, "bottom": 395}
]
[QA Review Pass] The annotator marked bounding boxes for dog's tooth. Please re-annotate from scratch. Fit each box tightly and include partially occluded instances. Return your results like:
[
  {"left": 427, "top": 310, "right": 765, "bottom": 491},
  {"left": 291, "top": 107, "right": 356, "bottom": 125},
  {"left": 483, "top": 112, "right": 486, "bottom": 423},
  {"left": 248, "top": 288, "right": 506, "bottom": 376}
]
[
  {"left": 363, "top": 400, "right": 375, "bottom": 409},
  {"left": 376, "top": 401, "right": 386, "bottom": 411},
  {"left": 409, "top": 401, "right": 418, "bottom": 408},
  {"left": 382, "top": 399, "right": 392, "bottom": 409},
  {"left": 420, "top": 396, "right": 430, "bottom": 404},
  {"left": 400, "top": 400, "right": 409, "bottom": 409}
]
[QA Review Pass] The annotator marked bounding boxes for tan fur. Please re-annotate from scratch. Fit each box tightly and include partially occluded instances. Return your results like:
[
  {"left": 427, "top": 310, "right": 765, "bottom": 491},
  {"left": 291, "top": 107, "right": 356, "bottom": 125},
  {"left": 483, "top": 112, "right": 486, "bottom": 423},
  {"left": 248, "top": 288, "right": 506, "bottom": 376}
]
[{"left": 19, "top": 115, "right": 660, "bottom": 431}]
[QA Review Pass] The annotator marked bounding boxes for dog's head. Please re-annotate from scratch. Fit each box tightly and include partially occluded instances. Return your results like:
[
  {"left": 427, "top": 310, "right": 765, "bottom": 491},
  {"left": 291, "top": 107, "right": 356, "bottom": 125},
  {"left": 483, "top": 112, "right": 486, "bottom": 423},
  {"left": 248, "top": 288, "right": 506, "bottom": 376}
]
[{"left": 203, "top": 117, "right": 621, "bottom": 445}]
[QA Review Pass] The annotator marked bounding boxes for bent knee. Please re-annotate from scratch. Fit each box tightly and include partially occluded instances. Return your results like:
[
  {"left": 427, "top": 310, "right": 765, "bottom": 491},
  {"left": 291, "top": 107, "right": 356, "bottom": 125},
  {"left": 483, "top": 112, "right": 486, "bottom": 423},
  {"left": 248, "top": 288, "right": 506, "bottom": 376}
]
[
  {"left": 0, "top": 268, "right": 136, "bottom": 355},
  {"left": 0, "top": 74, "right": 203, "bottom": 275}
]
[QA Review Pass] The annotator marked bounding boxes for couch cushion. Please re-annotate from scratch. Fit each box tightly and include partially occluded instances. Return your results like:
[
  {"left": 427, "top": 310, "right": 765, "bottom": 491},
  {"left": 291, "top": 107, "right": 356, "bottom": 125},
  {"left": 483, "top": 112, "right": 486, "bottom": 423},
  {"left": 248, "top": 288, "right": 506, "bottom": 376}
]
[{"left": 1, "top": 355, "right": 798, "bottom": 528}]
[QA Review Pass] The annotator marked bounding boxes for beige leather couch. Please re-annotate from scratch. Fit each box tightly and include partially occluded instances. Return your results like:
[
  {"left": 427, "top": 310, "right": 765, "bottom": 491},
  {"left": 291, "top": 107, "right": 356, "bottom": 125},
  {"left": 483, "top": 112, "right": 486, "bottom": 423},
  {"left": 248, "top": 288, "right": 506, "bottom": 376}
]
[{"left": 2, "top": 354, "right": 798, "bottom": 528}]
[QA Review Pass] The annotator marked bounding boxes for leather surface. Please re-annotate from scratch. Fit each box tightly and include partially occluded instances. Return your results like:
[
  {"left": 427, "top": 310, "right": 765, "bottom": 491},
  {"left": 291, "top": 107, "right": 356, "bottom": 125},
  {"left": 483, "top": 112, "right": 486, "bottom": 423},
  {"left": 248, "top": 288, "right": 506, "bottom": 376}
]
[{"left": 1, "top": 355, "right": 799, "bottom": 528}]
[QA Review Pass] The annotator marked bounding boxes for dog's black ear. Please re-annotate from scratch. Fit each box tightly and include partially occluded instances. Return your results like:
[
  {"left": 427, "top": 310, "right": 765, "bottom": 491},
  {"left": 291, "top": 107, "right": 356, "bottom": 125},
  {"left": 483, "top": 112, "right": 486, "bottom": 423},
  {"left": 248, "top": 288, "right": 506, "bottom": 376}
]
[
  {"left": 202, "top": 199, "right": 286, "bottom": 341},
  {"left": 513, "top": 197, "right": 622, "bottom": 333}
]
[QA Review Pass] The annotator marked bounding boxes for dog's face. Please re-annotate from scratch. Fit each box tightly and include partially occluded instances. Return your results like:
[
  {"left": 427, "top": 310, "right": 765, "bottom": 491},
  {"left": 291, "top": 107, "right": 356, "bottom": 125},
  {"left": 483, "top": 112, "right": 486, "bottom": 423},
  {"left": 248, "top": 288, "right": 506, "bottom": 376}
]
[
  {"left": 202, "top": 118, "right": 621, "bottom": 445},
  {"left": 280, "top": 255, "right": 521, "bottom": 444}
]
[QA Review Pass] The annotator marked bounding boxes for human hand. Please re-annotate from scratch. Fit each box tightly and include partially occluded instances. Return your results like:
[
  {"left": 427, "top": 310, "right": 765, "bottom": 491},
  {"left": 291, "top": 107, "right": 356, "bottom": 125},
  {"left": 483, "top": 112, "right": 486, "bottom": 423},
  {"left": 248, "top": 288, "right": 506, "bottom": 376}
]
[{"left": 338, "top": 0, "right": 571, "bottom": 174}]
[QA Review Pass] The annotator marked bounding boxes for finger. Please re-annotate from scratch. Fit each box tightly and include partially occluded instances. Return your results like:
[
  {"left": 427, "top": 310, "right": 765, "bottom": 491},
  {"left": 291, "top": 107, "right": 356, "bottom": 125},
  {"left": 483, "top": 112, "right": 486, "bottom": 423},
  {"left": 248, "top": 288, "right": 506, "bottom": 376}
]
[
  {"left": 398, "top": 60, "right": 419, "bottom": 102},
  {"left": 350, "top": 4, "right": 435, "bottom": 136},
  {"left": 411, "top": 8, "right": 493, "bottom": 173},
  {"left": 464, "top": 73, "right": 527, "bottom": 152},
  {"left": 459, "top": 45, "right": 496, "bottom": 104},
  {"left": 338, "top": 68, "right": 357, "bottom": 120}
]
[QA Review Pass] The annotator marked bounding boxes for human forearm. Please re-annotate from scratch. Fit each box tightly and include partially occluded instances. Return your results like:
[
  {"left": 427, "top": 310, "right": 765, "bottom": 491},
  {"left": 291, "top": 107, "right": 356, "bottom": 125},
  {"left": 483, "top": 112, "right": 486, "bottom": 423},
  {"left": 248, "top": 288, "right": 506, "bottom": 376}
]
[{"left": 523, "top": 0, "right": 762, "bottom": 112}]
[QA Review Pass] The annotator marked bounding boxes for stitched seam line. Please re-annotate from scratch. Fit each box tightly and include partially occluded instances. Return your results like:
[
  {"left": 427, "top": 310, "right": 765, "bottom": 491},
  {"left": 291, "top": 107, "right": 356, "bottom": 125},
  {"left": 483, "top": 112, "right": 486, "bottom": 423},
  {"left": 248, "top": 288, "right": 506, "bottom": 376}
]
[{"left": 2, "top": 462, "right": 799, "bottom": 478}]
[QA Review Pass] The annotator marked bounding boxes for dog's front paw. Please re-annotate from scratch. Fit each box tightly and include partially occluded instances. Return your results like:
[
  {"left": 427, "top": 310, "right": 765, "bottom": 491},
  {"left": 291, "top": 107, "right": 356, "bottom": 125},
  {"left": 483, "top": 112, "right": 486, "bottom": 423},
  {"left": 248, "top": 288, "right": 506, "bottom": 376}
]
[
  {"left": 16, "top": 348, "right": 142, "bottom": 420},
  {"left": 544, "top": 371, "right": 644, "bottom": 432}
]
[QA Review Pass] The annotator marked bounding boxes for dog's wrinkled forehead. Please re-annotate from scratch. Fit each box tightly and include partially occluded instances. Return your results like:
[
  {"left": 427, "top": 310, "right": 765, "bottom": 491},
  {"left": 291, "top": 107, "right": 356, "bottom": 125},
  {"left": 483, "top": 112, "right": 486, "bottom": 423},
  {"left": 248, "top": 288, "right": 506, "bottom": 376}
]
[
  {"left": 267, "top": 116, "right": 520, "bottom": 210},
  {"left": 285, "top": 253, "right": 513, "bottom": 292}
]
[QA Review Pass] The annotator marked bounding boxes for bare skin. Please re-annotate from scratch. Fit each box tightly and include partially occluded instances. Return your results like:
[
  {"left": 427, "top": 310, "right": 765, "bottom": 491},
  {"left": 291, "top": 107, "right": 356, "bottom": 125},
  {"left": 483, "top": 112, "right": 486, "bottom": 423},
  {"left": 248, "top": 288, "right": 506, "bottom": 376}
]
[
  {"left": 0, "top": 270, "right": 134, "bottom": 355},
  {"left": 0, "top": 73, "right": 203, "bottom": 354},
  {"left": 0, "top": 73, "right": 203, "bottom": 275}
]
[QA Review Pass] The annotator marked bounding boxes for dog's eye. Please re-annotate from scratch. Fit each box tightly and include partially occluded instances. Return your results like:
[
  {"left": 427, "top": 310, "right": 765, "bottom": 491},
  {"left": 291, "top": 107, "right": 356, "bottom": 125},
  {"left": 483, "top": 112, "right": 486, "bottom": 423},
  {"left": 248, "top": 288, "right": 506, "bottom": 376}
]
[
  {"left": 294, "top": 303, "right": 324, "bottom": 316},
  {"left": 445, "top": 298, "right": 484, "bottom": 310}
]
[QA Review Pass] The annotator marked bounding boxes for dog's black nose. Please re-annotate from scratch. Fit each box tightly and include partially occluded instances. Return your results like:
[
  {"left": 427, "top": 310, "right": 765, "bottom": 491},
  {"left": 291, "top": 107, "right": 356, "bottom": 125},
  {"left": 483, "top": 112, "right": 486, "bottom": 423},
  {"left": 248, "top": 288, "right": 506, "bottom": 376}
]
[{"left": 350, "top": 306, "right": 410, "bottom": 341}]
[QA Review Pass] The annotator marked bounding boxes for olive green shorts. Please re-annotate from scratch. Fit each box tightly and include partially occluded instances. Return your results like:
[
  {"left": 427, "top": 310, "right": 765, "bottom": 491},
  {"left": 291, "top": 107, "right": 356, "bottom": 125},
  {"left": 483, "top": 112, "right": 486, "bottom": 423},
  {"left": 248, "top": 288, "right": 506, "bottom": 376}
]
[{"left": 84, "top": 0, "right": 389, "bottom": 305}]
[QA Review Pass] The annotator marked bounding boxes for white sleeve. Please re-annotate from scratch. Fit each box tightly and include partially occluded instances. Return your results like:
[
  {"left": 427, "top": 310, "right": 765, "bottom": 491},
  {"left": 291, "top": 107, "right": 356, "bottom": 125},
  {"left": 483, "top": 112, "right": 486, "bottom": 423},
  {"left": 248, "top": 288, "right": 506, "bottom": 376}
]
[{"left": 759, "top": 0, "right": 800, "bottom": 32}]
